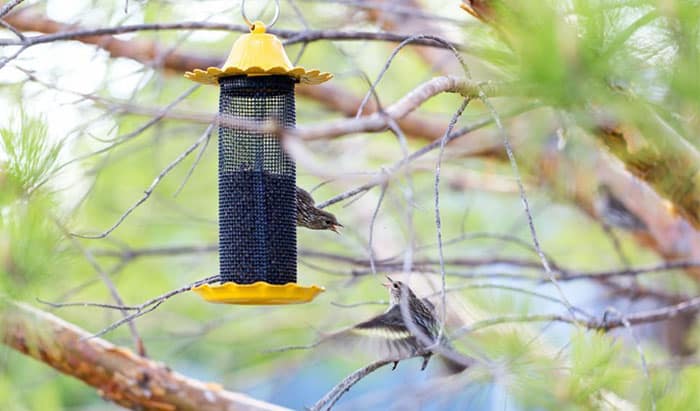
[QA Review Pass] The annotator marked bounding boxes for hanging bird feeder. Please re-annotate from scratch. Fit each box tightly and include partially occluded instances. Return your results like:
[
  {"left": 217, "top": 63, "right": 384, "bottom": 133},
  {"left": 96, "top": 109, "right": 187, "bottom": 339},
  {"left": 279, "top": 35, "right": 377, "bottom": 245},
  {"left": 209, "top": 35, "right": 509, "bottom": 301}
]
[{"left": 185, "top": 0, "right": 331, "bottom": 305}]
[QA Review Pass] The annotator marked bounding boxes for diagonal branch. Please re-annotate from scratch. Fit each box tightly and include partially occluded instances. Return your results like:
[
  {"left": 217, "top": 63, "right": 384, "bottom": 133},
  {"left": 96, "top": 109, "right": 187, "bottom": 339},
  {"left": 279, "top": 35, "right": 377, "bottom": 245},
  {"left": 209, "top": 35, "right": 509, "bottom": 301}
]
[
  {"left": 309, "top": 360, "right": 392, "bottom": 411},
  {"left": 2, "top": 9, "right": 453, "bottom": 140},
  {"left": 1, "top": 302, "right": 289, "bottom": 411}
]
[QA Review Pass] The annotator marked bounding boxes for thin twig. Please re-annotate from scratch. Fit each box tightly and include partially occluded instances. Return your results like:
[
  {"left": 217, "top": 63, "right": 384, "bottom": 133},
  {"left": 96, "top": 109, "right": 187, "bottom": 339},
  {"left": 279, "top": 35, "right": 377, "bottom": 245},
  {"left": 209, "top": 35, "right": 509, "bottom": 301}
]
[
  {"left": 87, "top": 275, "right": 218, "bottom": 339},
  {"left": 386, "top": 117, "right": 416, "bottom": 274},
  {"left": 478, "top": 91, "right": 578, "bottom": 319},
  {"left": 316, "top": 104, "right": 536, "bottom": 209},
  {"left": 368, "top": 177, "right": 388, "bottom": 276},
  {"left": 0, "top": 19, "right": 469, "bottom": 51},
  {"left": 30, "top": 83, "right": 201, "bottom": 194},
  {"left": 65, "top": 234, "right": 147, "bottom": 356},
  {"left": 0, "top": 18, "right": 25, "bottom": 40},
  {"left": 453, "top": 294, "right": 700, "bottom": 336},
  {"left": 309, "top": 360, "right": 393, "bottom": 411},
  {"left": 71, "top": 124, "right": 212, "bottom": 239},
  {"left": 434, "top": 98, "right": 471, "bottom": 335},
  {"left": 356, "top": 35, "right": 471, "bottom": 118},
  {"left": 37, "top": 298, "right": 140, "bottom": 311},
  {"left": 605, "top": 307, "right": 656, "bottom": 411},
  {"left": 173, "top": 122, "right": 214, "bottom": 197},
  {"left": 0, "top": 0, "right": 23, "bottom": 18}
]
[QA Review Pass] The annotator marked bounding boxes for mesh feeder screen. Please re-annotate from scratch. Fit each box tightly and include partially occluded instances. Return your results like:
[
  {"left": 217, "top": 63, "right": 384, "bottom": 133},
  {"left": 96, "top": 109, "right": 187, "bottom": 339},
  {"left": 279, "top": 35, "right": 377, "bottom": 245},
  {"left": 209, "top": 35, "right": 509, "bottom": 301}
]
[{"left": 218, "top": 75, "right": 297, "bottom": 285}]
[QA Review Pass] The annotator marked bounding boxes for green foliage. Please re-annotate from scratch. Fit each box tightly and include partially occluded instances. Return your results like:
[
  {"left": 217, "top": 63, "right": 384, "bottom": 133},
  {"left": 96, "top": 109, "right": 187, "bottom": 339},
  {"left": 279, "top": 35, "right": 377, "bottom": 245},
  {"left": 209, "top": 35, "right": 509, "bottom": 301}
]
[
  {"left": 654, "top": 367, "right": 700, "bottom": 410},
  {"left": 0, "top": 113, "right": 60, "bottom": 196},
  {"left": 1, "top": 0, "right": 699, "bottom": 410},
  {"left": 565, "top": 331, "right": 632, "bottom": 408},
  {"left": 0, "top": 116, "right": 64, "bottom": 297}
]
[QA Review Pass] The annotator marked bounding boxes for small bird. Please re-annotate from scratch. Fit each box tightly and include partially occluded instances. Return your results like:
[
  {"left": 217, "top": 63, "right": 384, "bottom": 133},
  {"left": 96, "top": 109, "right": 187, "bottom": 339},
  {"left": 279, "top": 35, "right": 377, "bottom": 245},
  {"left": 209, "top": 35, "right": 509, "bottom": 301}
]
[
  {"left": 344, "top": 277, "right": 468, "bottom": 372},
  {"left": 595, "top": 184, "right": 648, "bottom": 231},
  {"left": 351, "top": 277, "right": 442, "bottom": 370},
  {"left": 296, "top": 186, "right": 342, "bottom": 233},
  {"left": 273, "top": 277, "right": 469, "bottom": 373}
]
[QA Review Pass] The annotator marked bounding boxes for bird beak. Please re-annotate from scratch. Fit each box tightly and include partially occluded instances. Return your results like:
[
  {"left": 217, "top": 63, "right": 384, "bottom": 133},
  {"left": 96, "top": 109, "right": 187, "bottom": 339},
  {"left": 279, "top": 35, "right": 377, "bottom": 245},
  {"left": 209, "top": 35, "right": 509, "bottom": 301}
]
[
  {"left": 330, "top": 223, "right": 343, "bottom": 234},
  {"left": 382, "top": 276, "right": 394, "bottom": 288}
]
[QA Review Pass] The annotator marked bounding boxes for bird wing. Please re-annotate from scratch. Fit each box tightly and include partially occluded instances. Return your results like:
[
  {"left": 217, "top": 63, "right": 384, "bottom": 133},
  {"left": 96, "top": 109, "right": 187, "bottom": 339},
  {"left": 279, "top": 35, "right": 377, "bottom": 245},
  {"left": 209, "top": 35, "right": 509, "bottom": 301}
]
[
  {"left": 296, "top": 186, "right": 316, "bottom": 207},
  {"left": 334, "top": 305, "right": 428, "bottom": 360}
]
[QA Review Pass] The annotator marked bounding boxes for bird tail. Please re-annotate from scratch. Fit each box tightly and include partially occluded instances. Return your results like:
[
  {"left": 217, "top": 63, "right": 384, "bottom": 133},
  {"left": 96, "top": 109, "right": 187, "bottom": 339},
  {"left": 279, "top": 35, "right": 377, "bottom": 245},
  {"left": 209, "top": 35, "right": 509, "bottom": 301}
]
[
  {"left": 439, "top": 355, "right": 470, "bottom": 374},
  {"left": 437, "top": 338, "right": 472, "bottom": 374}
]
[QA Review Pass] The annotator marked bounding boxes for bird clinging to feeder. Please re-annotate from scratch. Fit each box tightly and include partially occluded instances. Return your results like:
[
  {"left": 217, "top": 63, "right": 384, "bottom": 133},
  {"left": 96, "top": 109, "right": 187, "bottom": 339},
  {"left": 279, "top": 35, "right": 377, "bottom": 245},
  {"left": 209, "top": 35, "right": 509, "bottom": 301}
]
[
  {"left": 184, "top": 1, "right": 332, "bottom": 305},
  {"left": 296, "top": 187, "right": 342, "bottom": 233}
]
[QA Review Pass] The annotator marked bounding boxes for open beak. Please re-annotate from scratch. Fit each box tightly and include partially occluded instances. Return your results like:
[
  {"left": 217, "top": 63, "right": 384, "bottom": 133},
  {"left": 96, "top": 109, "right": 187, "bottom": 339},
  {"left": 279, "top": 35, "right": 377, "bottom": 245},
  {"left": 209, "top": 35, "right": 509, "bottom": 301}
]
[
  {"left": 330, "top": 223, "right": 343, "bottom": 234},
  {"left": 382, "top": 275, "right": 394, "bottom": 288}
]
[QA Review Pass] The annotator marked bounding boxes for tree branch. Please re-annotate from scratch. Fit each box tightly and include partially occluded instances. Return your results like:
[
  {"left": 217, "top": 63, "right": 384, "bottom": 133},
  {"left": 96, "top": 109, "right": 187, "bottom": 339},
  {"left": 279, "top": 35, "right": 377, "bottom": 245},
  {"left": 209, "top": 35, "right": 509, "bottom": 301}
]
[
  {"left": 2, "top": 9, "right": 455, "bottom": 140},
  {"left": 298, "top": 76, "right": 508, "bottom": 140},
  {"left": 309, "top": 360, "right": 392, "bottom": 411},
  {"left": 1, "top": 302, "right": 289, "bottom": 411}
]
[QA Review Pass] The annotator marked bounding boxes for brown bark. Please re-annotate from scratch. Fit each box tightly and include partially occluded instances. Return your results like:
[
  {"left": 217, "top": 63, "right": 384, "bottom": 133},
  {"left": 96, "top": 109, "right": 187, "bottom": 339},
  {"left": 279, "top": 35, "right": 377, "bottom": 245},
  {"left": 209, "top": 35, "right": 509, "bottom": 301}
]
[
  {"left": 3, "top": 8, "right": 448, "bottom": 140},
  {"left": 458, "top": 0, "right": 700, "bottom": 231},
  {"left": 596, "top": 115, "right": 700, "bottom": 231},
  {"left": 1, "top": 302, "right": 289, "bottom": 411}
]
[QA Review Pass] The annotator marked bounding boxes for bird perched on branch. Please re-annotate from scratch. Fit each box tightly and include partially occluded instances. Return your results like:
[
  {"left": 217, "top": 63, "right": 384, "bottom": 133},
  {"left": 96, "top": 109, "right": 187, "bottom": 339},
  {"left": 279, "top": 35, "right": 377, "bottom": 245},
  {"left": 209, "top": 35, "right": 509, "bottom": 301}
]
[
  {"left": 273, "top": 277, "right": 469, "bottom": 373},
  {"left": 342, "top": 277, "right": 468, "bottom": 372},
  {"left": 296, "top": 186, "right": 342, "bottom": 233}
]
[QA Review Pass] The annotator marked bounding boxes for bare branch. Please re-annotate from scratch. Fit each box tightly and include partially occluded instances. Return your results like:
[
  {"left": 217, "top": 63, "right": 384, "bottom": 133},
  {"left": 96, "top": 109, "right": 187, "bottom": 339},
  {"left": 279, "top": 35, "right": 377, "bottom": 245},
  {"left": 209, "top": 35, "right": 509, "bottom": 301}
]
[
  {"left": 40, "top": 275, "right": 219, "bottom": 339},
  {"left": 454, "top": 294, "right": 700, "bottom": 336},
  {"left": 67, "top": 233, "right": 147, "bottom": 356},
  {"left": 309, "top": 360, "right": 393, "bottom": 411},
  {"left": 434, "top": 98, "right": 471, "bottom": 338},
  {"left": 0, "top": 0, "right": 23, "bottom": 18},
  {"left": 0, "top": 11, "right": 490, "bottom": 57},
  {"left": 71, "top": 124, "right": 214, "bottom": 239},
  {"left": 2, "top": 10, "right": 479, "bottom": 140},
  {"left": 300, "top": 76, "right": 508, "bottom": 141},
  {"left": 315, "top": 104, "right": 536, "bottom": 209}
]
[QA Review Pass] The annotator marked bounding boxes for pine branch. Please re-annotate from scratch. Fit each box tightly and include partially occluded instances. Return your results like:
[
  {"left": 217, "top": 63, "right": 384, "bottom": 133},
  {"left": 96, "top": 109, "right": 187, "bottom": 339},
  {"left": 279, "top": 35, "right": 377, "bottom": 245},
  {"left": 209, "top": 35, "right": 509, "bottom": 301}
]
[{"left": 1, "top": 302, "right": 288, "bottom": 411}]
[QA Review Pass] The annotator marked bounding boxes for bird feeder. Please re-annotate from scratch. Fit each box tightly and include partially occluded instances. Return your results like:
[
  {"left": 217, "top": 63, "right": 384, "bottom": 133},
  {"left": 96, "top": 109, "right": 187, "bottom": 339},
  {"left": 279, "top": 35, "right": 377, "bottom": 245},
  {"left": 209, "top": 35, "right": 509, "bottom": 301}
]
[{"left": 184, "top": 7, "right": 331, "bottom": 305}]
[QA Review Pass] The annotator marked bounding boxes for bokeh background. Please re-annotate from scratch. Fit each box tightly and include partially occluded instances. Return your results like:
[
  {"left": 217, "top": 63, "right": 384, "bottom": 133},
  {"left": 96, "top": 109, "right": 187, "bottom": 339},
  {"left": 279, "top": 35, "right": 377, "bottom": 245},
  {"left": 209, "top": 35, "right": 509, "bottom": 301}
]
[{"left": 2, "top": 0, "right": 700, "bottom": 410}]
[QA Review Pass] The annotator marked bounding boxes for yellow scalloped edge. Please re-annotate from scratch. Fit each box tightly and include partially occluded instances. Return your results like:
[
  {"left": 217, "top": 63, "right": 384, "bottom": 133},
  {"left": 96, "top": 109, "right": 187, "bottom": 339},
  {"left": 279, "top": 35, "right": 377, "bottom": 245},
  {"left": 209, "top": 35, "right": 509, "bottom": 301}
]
[
  {"left": 184, "top": 66, "right": 333, "bottom": 85},
  {"left": 191, "top": 281, "right": 325, "bottom": 305}
]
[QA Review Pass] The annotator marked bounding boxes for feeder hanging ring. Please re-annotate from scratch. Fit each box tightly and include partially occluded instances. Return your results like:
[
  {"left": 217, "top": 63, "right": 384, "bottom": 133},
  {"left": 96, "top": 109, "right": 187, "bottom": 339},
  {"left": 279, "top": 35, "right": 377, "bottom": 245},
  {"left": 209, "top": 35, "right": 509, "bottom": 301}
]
[{"left": 242, "top": 0, "right": 280, "bottom": 29}]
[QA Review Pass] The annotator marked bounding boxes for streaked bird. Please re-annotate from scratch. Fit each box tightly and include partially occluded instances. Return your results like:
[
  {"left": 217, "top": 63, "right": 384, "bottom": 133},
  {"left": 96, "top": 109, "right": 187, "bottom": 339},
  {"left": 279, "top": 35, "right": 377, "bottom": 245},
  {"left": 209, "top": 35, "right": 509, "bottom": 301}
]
[
  {"left": 296, "top": 186, "right": 342, "bottom": 233},
  {"left": 596, "top": 184, "right": 648, "bottom": 231},
  {"left": 272, "top": 277, "right": 469, "bottom": 372},
  {"left": 340, "top": 277, "right": 468, "bottom": 372}
]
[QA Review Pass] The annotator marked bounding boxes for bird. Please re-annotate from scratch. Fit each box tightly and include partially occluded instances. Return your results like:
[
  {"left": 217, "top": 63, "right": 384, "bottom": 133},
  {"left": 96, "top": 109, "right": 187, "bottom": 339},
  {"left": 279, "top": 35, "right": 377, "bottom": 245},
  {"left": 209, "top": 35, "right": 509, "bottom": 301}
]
[
  {"left": 352, "top": 277, "right": 441, "bottom": 371},
  {"left": 595, "top": 184, "right": 648, "bottom": 231},
  {"left": 272, "top": 277, "right": 469, "bottom": 373},
  {"left": 296, "top": 186, "right": 342, "bottom": 233},
  {"left": 343, "top": 277, "right": 468, "bottom": 372}
]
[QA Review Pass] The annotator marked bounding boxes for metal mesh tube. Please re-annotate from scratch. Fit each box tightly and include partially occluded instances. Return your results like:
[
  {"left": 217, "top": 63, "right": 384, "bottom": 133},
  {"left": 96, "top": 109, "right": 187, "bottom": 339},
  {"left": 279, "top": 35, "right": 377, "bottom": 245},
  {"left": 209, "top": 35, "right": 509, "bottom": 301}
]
[{"left": 218, "top": 75, "right": 297, "bottom": 284}]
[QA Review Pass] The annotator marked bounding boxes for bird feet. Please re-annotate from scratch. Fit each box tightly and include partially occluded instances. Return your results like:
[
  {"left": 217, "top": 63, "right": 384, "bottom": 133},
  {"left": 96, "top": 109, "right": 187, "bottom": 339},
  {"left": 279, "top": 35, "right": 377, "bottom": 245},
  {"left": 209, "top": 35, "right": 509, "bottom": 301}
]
[
  {"left": 391, "top": 361, "right": 399, "bottom": 370},
  {"left": 420, "top": 356, "right": 430, "bottom": 371}
]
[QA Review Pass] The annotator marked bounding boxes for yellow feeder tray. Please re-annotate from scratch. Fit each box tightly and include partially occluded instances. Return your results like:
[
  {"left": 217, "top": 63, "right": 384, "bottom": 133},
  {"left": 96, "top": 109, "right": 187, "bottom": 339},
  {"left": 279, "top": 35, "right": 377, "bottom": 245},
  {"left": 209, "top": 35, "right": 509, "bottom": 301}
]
[
  {"left": 192, "top": 282, "right": 325, "bottom": 305},
  {"left": 185, "top": 21, "right": 332, "bottom": 85}
]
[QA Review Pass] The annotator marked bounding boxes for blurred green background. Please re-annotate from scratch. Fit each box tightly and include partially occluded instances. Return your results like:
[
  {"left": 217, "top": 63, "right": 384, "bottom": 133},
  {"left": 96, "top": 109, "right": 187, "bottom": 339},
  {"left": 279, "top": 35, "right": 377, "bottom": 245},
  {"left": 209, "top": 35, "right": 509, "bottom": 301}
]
[{"left": 2, "top": 0, "right": 700, "bottom": 410}]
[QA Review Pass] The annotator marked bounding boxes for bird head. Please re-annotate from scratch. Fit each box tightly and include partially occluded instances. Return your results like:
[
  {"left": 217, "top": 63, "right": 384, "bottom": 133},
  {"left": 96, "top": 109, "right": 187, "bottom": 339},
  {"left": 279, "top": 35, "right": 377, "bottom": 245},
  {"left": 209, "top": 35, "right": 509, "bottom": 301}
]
[
  {"left": 382, "top": 276, "right": 417, "bottom": 306},
  {"left": 310, "top": 209, "right": 343, "bottom": 233}
]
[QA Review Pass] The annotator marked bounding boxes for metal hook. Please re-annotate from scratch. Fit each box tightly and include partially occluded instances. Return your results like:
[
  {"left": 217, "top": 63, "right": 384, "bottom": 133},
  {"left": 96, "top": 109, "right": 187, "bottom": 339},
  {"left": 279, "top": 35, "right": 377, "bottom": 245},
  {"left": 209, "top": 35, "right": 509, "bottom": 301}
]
[{"left": 241, "top": 0, "right": 280, "bottom": 29}]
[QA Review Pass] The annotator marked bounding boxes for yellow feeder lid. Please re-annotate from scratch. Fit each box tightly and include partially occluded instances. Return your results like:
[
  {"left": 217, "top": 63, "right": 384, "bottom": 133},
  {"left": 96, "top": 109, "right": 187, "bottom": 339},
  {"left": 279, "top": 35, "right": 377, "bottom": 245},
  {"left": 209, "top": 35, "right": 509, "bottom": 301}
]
[
  {"left": 185, "top": 21, "right": 332, "bottom": 85},
  {"left": 192, "top": 281, "right": 325, "bottom": 305}
]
